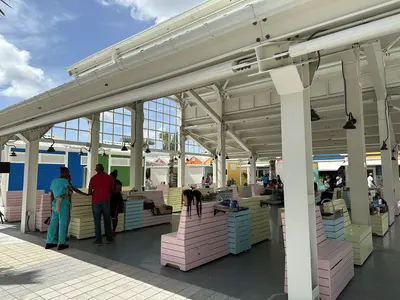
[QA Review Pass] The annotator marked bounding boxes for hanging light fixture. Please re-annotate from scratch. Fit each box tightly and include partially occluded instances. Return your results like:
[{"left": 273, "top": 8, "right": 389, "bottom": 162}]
[
  {"left": 47, "top": 138, "right": 56, "bottom": 153},
  {"left": 380, "top": 141, "right": 388, "bottom": 151},
  {"left": 391, "top": 141, "right": 398, "bottom": 160},
  {"left": 145, "top": 147, "right": 151, "bottom": 154},
  {"left": 341, "top": 61, "right": 357, "bottom": 130},
  {"left": 121, "top": 142, "right": 128, "bottom": 151},
  {"left": 343, "top": 113, "right": 357, "bottom": 130},
  {"left": 310, "top": 108, "right": 320, "bottom": 122},
  {"left": 101, "top": 149, "right": 108, "bottom": 157},
  {"left": 174, "top": 156, "right": 178, "bottom": 161},
  {"left": 7, "top": 145, "right": 17, "bottom": 157},
  {"left": 186, "top": 156, "right": 189, "bottom": 162},
  {"left": 225, "top": 154, "right": 230, "bottom": 160},
  {"left": 79, "top": 147, "right": 89, "bottom": 155}
]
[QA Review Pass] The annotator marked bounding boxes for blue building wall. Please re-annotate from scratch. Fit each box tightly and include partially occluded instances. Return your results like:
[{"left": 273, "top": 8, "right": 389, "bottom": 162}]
[
  {"left": 8, "top": 149, "right": 86, "bottom": 192},
  {"left": 68, "top": 152, "right": 86, "bottom": 188}
]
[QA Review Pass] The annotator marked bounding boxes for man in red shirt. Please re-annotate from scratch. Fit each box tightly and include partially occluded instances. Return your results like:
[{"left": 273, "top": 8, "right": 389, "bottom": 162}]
[{"left": 89, "top": 164, "right": 114, "bottom": 245}]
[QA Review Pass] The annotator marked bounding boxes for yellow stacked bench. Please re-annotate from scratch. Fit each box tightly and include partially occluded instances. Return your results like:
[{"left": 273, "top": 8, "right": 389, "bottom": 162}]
[
  {"left": 167, "top": 188, "right": 183, "bottom": 213},
  {"left": 370, "top": 212, "right": 389, "bottom": 236},
  {"left": 323, "top": 199, "right": 373, "bottom": 266},
  {"left": 238, "top": 196, "right": 270, "bottom": 245}
]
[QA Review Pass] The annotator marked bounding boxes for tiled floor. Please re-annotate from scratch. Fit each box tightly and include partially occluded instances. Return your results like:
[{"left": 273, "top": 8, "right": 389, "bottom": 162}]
[
  {"left": 0, "top": 230, "right": 238, "bottom": 300},
  {"left": 3, "top": 206, "right": 400, "bottom": 299}
]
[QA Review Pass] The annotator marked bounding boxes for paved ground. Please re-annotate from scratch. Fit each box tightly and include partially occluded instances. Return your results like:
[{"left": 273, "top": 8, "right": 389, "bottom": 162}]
[{"left": 0, "top": 228, "right": 238, "bottom": 300}]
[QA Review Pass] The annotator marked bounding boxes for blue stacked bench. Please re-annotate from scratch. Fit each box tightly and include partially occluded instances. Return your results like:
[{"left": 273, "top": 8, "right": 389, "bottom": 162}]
[
  {"left": 228, "top": 209, "right": 251, "bottom": 255},
  {"left": 124, "top": 199, "right": 144, "bottom": 231},
  {"left": 322, "top": 214, "right": 345, "bottom": 241}
]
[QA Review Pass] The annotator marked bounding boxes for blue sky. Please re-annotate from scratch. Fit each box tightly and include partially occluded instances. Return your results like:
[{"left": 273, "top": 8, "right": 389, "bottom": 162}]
[{"left": 0, "top": 0, "right": 204, "bottom": 109}]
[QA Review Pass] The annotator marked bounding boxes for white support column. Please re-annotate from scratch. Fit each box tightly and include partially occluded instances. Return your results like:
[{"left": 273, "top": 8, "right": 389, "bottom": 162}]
[
  {"left": 217, "top": 123, "right": 226, "bottom": 188},
  {"left": 17, "top": 126, "right": 51, "bottom": 233},
  {"left": 130, "top": 107, "right": 136, "bottom": 188},
  {"left": 178, "top": 101, "right": 186, "bottom": 188},
  {"left": 342, "top": 49, "right": 371, "bottom": 225},
  {"left": 178, "top": 132, "right": 186, "bottom": 188},
  {"left": 249, "top": 156, "right": 256, "bottom": 185},
  {"left": 131, "top": 102, "right": 144, "bottom": 190},
  {"left": 21, "top": 140, "right": 39, "bottom": 233},
  {"left": 215, "top": 93, "right": 226, "bottom": 189},
  {"left": 270, "top": 64, "right": 318, "bottom": 299},
  {"left": 87, "top": 113, "right": 100, "bottom": 185},
  {"left": 213, "top": 153, "right": 218, "bottom": 190},
  {"left": 365, "top": 41, "right": 396, "bottom": 210}
]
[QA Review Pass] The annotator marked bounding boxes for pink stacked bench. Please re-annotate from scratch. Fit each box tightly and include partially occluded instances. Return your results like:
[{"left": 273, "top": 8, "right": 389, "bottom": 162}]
[
  {"left": 156, "top": 184, "right": 169, "bottom": 204},
  {"left": 3, "top": 191, "right": 23, "bottom": 222},
  {"left": 282, "top": 206, "right": 354, "bottom": 300},
  {"left": 161, "top": 202, "right": 229, "bottom": 271},
  {"left": 127, "top": 191, "right": 172, "bottom": 228},
  {"left": 35, "top": 193, "right": 52, "bottom": 232},
  {"left": 250, "top": 184, "right": 264, "bottom": 196}
]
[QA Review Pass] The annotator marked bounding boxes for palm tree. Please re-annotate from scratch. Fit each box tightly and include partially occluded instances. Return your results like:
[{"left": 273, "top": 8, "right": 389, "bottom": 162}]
[
  {"left": 0, "top": 0, "right": 11, "bottom": 16},
  {"left": 158, "top": 132, "right": 178, "bottom": 151}
]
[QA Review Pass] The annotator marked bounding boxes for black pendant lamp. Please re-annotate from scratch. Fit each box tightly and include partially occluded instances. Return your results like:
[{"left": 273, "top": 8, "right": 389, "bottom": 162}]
[
  {"left": 343, "top": 113, "right": 357, "bottom": 130},
  {"left": 380, "top": 141, "right": 388, "bottom": 151},
  {"left": 145, "top": 147, "right": 151, "bottom": 154},
  {"left": 8, "top": 145, "right": 17, "bottom": 157},
  {"left": 310, "top": 108, "right": 320, "bottom": 122},
  {"left": 225, "top": 154, "right": 230, "bottom": 160},
  {"left": 47, "top": 138, "right": 56, "bottom": 153},
  {"left": 121, "top": 142, "right": 128, "bottom": 151}
]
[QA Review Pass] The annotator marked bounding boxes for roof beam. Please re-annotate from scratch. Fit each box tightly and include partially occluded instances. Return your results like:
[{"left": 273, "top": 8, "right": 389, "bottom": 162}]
[
  {"left": 188, "top": 88, "right": 251, "bottom": 154},
  {"left": 188, "top": 90, "right": 221, "bottom": 124}
]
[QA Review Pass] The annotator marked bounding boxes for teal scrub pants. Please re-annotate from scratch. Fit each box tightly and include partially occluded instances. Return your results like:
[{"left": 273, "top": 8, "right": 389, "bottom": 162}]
[{"left": 46, "top": 199, "right": 70, "bottom": 245}]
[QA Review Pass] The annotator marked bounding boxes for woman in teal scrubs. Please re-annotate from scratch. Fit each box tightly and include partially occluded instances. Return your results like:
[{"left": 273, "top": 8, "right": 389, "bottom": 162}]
[{"left": 45, "top": 167, "right": 72, "bottom": 251}]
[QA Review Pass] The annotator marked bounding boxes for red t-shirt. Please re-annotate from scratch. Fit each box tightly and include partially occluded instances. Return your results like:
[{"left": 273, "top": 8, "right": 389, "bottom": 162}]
[{"left": 89, "top": 172, "right": 114, "bottom": 203}]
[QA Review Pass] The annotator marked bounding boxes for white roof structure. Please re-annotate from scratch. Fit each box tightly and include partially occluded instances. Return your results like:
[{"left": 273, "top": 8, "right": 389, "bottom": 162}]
[{"left": 1, "top": 0, "right": 400, "bottom": 159}]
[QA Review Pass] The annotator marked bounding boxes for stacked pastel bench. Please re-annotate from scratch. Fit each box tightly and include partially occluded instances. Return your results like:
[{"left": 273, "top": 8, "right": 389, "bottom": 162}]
[
  {"left": 161, "top": 202, "right": 229, "bottom": 271},
  {"left": 250, "top": 184, "right": 264, "bottom": 196},
  {"left": 3, "top": 191, "right": 23, "bottom": 222},
  {"left": 370, "top": 212, "right": 389, "bottom": 236},
  {"left": 35, "top": 193, "right": 52, "bottom": 232},
  {"left": 156, "top": 184, "right": 169, "bottom": 204},
  {"left": 238, "top": 185, "right": 252, "bottom": 198},
  {"left": 167, "top": 188, "right": 183, "bottom": 212},
  {"left": 69, "top": 194, "right": 98, "bottom": 239},
  {"left": 282, "top": 206, "right": 354, "bottom": 300},
  {"left": 322, "top": 211, "right": 345, "bottom": 241},
  {"left": 228, "top": 209, "right": 251, "bottom": 254},
  {"left": 124, "top": 198, "right": 144, "bottom": 231},
  {"left": 238, "top": 196, "right": 270, "bottom": 245},
  {"left": 323, "top": 199, "right": 373, "bottom": 266}
]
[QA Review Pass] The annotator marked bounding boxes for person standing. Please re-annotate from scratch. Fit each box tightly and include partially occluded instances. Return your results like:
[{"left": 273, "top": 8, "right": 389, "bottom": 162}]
[
  {"left": 263, "top": 174, "right": 269, "bottom": 187},
  {"left": 89, "top": 164, "right": 114, "bottom": 246},
  {"left": 54, "top": 173, "right": 88, "bottom": 242},
  {"left": 367, "top": 173, "right": 377, "bottom": 189},
  {"left": 45, "top": 167, "right": 72, "bottom": 251},
  {"left": 110, "top": 170, "right": 123, "bottom": 236}
]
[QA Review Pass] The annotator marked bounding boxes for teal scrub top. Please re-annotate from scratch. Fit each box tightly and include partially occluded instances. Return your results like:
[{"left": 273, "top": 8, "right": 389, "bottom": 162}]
[{"left": 50, "top": 178, "right": 70, "bottom": 200}]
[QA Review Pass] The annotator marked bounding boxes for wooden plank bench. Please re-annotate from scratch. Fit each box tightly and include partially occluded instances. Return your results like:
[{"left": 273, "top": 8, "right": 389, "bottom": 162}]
[
  {"left": 167, "top": 188, "right": 183, "bottom": 212},
  {"left": 238, "top": 185, "right": 252, "bottom": 198},
  {"left": 4, "top": 190, "right": 44, "bottom": 223},
  {"left": 323, "top": 199, "right": 373, "bottom": 266},
  {"left": 128, "top": 191, "right": 172, "bottom": 228},
  {"left": 371, "top": 212, "right": 389, "bottom": 236},
  {"left": 282, "top": 206, "right": 354, "bottom": 300},
  {"left": 238, "top": 197, "right": 270, "bottom": 245},
  {"left": 250, "top": 184, "right": 265, "bottom": 196},
  {"left": 228, "top": 209, "right": 251, "bottom": 255},
  {"left": 322, "top": 212, "right": 345, "bottom": 241},
  {"left": 161, "top": 202, "right": 229, "bottom": 271},
  {"left": 124, "top": 199, "right": 144, "bottom": 231},
  {"left": 35, "top": 193, "right": 51, "bottom": 232}
]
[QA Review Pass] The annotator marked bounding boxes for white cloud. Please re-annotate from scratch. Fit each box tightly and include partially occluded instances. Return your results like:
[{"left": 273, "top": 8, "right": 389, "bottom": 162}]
[
  {"left": 0, "top": 35, "right": 53, "bottom": 98},
  {"left": 97, "top": 0, "right": 205, "bottom": 23}
]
